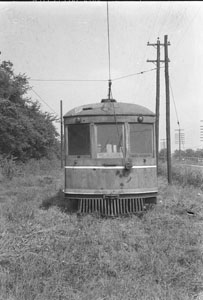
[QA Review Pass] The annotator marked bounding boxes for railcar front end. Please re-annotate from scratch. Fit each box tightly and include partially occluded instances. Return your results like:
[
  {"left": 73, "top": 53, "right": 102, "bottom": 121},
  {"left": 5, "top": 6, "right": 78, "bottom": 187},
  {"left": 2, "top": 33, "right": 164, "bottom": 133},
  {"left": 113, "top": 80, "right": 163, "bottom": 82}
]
[{"left": 63, "top": 99, "right": 158, "bottom": 216}]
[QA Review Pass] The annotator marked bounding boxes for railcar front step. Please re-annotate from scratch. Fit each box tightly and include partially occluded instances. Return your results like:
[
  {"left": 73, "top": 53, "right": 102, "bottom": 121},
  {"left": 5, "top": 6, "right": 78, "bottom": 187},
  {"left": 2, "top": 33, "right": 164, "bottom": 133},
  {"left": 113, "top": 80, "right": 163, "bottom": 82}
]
[{"left": 78, "top": 196, "right": 145, "bottom": 216}]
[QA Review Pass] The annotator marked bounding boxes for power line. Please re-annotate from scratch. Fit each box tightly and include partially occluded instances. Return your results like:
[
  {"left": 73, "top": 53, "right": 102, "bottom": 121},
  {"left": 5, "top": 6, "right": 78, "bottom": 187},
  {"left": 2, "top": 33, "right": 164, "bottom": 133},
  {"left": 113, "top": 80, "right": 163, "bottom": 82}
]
[
  {"left": 30, "top": 79, "right": 107, "bottom": 82},
  {"left": 169, "top": 80, "right": 180, "bottom": 126},
  {"left": 113, "top": 67, "right": 163, "bottom": 81},
  {"left": 31, "top": 88, "right": 59, "bottom": 117},
  {"left": 29, "top": 67, "right": 161, "bottom": 83}
]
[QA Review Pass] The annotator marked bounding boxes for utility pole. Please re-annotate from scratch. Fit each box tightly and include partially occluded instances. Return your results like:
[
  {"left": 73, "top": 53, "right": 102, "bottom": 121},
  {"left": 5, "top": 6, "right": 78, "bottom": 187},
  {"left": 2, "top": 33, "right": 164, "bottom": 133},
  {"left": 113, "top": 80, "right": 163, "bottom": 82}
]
[
  {"left": 175, "top": 128, "right": 184, "bottom": 160},
  {"left": 164, "top": 35, "right": 172, "bottom": 184},
  {"left": 60, "top": 100, "right": 63, "bottom": 169},
  {"left": 147, "top": 38, "right": 164, "bottom": 171},
  {"left": 161, "top": 138, "right": 166, "bottom": 150},
  {"left": 160, "top": 138, "right": 166, "bottom": 161}
]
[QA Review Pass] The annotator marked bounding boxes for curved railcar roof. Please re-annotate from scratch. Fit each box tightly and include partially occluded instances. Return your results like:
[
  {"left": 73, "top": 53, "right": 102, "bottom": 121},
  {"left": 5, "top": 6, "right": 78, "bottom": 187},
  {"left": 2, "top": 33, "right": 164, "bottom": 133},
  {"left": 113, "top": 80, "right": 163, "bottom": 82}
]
[{"left": 64, "top": 101, "right": 154, "bottom": 117}]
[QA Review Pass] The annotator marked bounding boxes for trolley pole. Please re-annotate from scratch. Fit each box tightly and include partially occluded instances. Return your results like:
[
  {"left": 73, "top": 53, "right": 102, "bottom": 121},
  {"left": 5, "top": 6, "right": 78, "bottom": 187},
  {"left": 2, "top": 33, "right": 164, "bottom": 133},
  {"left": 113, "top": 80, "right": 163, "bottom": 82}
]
[
  {"left": 60, "top": 100, "right": 63, "bottom": 169},
  {"left": 164, "top": 35, "right": 172, "bottom": 184},
  {"left": 147, "top": 38, "right": 164, "bottom": 171}
]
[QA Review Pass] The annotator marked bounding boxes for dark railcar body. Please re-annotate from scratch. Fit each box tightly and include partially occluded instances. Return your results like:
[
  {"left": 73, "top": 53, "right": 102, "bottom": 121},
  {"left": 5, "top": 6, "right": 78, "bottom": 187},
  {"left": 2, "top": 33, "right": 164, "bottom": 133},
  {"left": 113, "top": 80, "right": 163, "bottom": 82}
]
[{"left": 63, "top": 100, "right": 158, "bottom": 215}]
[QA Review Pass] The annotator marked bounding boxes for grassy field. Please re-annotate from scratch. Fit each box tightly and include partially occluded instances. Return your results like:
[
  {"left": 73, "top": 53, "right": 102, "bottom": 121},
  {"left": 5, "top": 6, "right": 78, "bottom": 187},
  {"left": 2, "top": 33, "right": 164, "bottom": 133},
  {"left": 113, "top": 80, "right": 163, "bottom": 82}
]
[
  {"left": 159, "top": 161, "right": 203, "bottom": 189},
  {"left": 0, "top": 159, "right": 203, "bottom": 300}
]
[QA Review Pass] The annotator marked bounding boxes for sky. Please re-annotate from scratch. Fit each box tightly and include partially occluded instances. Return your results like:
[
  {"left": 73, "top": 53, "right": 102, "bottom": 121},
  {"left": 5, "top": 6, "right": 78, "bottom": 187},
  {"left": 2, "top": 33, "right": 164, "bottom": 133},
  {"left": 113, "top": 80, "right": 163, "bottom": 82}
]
[{"left": 0, "top": 1, "right": 203, "bottom": 152}]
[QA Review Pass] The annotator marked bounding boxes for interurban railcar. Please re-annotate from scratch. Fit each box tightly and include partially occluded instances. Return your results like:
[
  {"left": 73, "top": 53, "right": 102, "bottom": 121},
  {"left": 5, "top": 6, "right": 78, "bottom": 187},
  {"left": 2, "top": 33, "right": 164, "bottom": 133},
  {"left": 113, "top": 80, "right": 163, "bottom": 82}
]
[{"left": 63, "top": 98, "right": 157, "bottom": 216}]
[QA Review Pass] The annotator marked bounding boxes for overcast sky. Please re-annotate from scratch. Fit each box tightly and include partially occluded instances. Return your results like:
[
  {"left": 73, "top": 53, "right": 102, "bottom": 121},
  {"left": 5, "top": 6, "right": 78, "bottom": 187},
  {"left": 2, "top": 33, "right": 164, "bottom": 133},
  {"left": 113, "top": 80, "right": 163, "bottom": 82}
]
[{"left": 1, "top": 1, "right": 203, "bottom": 151}]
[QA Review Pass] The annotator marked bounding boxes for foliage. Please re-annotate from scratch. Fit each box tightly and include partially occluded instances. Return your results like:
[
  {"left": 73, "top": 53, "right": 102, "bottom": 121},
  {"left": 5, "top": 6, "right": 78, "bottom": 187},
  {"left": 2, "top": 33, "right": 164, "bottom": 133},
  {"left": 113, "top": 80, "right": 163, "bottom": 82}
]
[
  {"left": 0, "top": 61, "right": 60, "bottom": 161},
  {"left": 158, "top": 162, "right": 203, "bottom": 189},
  {"left": 173, "top": 148, "right": 203, "bottom": 160},
  {"left": 159, "top": 148, "right": 167, "bottom": 161}
]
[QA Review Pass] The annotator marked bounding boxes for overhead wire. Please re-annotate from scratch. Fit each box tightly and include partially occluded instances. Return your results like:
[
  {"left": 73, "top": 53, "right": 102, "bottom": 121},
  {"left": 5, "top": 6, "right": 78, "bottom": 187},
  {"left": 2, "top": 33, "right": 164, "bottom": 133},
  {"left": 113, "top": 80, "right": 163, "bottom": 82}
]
[
  {"left": 30, "top": 87, "right": 59, "bottom": 117},
  {"left": 106, "top": 1, "right": 124, "bottom": 158},
  {"left": 29, "top": 67, "right": 160, "bottom": 83},
  {"left": 169, "top": 80, "right": 187, "bottom": 150},
  {"left": 169, "top": 81, "right": 180, "bottom": 126},
  {"left": 30, "top": 4, "right": 198, "bottom": 140},
  {"left": 29, "top": 65, "right": 160, "bottom": 126},
  {"left": 155, "top": 5, "right": 200, "bottom": 151},
  {"left": 112, "top": 67, "right": 164, "bottom": 81},
  {"left": 107, "top": 1, "right": 111, "bottom": 82},
  {"left": 149, "top": 4, "right": 196, "bottom": 148},
  {"left": 30, "top": 78, "right": 107, "bottom": 82}
]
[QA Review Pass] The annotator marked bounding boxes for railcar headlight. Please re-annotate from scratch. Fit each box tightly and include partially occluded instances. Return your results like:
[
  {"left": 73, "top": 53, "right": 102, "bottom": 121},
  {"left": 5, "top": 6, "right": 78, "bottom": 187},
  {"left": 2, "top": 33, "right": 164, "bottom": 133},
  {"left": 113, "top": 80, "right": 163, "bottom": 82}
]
[
  {"left": 75, "top": 117, "right": 81, "bottom": 123},
  {"left": 137, "top": 115, "right": 143, "bottom": 123}
]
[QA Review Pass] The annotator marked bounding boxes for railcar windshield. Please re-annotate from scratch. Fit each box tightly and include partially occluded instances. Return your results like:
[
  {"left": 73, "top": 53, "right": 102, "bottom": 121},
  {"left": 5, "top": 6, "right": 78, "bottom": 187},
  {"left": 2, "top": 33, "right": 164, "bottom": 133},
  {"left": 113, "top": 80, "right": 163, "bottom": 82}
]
[
  {"left": 68, "top": 124, "right": 90, "bottom": 155},
  {"left": 96, "top": 123, "right": 124, "bottom": 158},
  {"left": 129, "top": 123, "right": 153, "bottom": 156}
]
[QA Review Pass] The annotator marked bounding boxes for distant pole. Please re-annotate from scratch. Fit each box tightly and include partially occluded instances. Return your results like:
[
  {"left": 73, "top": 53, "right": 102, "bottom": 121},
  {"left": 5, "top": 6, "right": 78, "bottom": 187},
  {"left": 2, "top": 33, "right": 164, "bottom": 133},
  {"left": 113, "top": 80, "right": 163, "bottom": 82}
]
[
  {"left": 175, "top": 128, "right": 184, "bottom": 160},
  {"left": 60, "top": 100, "right": 63, "bottom": 168},
  {"left": 161, "top": 138, "right": 166, "bottom": 150},
  {"left": 178, "top": 128, "right": 181, "bottom": 161},
  {"left": 147, "top": 38, "right": 164, "bottom": 171},
  {"left": 164, "top": 35, "right": 172, "bottom": 184},
  {"left": 156, "top": 38, "right": 160, "bottom": 166},
  {"left": 175, "top": 129, "right": 180, "bottom": 160}
]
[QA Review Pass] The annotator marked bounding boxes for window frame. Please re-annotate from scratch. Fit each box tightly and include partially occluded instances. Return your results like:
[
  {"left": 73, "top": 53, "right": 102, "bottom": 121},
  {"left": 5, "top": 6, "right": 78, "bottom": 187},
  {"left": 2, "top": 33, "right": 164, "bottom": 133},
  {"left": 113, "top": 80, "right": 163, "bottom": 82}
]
[
  {"left": 129, "top": 122, "right": 154, "bottom": 157},
  {"left": 95, "top": 122, "right": 125, "bottom": 159},
  {"left": 66, "top": 123, "right": 91, "bottom": 157}
]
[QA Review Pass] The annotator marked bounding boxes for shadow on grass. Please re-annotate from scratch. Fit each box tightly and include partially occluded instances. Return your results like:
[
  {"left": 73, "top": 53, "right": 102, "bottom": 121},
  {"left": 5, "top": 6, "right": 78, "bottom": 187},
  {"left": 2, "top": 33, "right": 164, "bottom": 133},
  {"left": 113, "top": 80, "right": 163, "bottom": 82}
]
[{"left": 40, "top": 189, "right": 79, "bottom": 213}]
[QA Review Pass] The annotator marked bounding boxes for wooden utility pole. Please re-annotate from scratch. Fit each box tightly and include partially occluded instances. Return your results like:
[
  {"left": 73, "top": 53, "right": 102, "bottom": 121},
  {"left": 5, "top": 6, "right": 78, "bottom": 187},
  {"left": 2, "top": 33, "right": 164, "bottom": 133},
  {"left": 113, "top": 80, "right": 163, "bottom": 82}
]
[
  {"left": 60, "top": 100, "right": 63, "bottom": 169},
  {"left": 164, "top": 35, "right": 172, "bottom": 184},
  {"left": 161, "top": 138, "right": 166, "bottom": 150},
  {"left": 147, "top": 38, "right": 164, "bottom": 170},
  {"left": 175, "top": 128, "right": 184, "bottom": 161}
]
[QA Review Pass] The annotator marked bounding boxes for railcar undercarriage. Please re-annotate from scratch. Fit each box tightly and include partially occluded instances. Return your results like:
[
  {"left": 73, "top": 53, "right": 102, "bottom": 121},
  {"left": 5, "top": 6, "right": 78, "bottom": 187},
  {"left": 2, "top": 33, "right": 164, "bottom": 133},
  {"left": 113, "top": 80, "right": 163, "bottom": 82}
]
[{"left": 64, "top": 194, "right": 157, "bottom": 216}]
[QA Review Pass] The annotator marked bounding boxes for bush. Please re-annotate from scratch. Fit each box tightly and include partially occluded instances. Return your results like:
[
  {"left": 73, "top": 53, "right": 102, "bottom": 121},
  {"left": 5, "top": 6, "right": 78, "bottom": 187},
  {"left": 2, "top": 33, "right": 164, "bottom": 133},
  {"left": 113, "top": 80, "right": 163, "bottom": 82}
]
[{"left": 0, "top": 61, "right": 60, "bottom": 161}]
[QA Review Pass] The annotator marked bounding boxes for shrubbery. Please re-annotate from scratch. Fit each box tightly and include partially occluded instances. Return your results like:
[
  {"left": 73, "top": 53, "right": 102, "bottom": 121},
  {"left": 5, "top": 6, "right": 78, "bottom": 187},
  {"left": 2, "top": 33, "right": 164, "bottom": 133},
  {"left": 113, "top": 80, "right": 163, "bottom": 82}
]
[{"left": 0, "top": 61, "right": 60, "bottom": 161}]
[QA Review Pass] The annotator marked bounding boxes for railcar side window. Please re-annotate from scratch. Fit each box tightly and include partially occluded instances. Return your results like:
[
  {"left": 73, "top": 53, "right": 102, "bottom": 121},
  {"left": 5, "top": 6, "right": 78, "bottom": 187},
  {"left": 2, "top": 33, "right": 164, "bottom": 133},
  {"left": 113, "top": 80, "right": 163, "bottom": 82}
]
[
  {"left": 130, "top": 123, "right": 153, "bottom": 156},
  {"left": 68, "top": 124, "right": 90, "bottom": 155},
  {"left": 96, "top": 124, "right": 124, "bottom": 158}
]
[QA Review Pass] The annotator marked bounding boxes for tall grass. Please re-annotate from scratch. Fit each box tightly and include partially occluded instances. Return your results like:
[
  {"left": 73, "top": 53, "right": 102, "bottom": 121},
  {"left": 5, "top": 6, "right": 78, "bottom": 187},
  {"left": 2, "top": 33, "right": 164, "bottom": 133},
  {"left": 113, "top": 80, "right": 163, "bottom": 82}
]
[
  {"left": 158, "top": 161, "right": 203, "bottom": 189},
  {"left": 0, "top": 159, "right": 203, "bottom": 299}
]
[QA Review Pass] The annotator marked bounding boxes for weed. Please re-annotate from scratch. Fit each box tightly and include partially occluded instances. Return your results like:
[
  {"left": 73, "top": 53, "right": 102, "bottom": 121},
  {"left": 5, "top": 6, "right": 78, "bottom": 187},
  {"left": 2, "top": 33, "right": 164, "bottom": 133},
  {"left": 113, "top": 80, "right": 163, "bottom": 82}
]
[{"left": 0, "top": 155, "right": 19, "bottom": 180}]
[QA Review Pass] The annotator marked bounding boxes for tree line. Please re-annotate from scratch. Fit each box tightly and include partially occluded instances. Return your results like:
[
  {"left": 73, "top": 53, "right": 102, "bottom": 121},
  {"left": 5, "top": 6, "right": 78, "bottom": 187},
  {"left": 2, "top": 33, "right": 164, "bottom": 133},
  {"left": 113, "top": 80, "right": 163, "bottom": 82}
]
[
  {"left": 159, "top": 148, "right": 203, "bottom": 161},
  {"left": 0, "top": 61, "right": 60, "bottom": 162}
]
